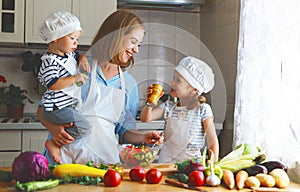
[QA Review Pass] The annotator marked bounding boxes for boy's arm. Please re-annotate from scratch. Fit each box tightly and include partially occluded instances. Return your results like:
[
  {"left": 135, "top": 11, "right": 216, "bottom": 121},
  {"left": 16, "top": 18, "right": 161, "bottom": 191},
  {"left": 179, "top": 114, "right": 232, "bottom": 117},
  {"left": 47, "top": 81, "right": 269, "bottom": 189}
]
[{"left": 49, "top": 73, "right": 87, "bottom": 90}]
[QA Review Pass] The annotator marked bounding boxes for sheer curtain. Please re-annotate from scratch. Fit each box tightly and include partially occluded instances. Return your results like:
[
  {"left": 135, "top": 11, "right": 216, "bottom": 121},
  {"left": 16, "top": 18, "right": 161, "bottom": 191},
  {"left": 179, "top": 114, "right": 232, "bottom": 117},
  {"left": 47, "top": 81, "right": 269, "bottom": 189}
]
[{"left": 234, "top": 0, "right": 300, "bottom": 182}]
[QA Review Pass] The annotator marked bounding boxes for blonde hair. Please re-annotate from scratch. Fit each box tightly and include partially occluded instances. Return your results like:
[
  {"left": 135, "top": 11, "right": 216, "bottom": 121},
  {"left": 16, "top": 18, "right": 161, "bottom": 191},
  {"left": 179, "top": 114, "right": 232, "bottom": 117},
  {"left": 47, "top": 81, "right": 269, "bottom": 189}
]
[
  {"left": 187, "top": 93, "right": 206, "bottom": 110},
  {"left": 90, "top": 9, "right": 145, "bottom": 68}
]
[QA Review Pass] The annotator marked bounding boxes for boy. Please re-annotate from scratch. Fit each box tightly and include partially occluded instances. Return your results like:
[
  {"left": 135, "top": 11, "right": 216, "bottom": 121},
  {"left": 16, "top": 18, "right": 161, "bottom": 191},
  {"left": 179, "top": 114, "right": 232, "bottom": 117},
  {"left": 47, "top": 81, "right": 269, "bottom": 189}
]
[{"left": 38, "top": 11, "right": 91, "bottom": 163}]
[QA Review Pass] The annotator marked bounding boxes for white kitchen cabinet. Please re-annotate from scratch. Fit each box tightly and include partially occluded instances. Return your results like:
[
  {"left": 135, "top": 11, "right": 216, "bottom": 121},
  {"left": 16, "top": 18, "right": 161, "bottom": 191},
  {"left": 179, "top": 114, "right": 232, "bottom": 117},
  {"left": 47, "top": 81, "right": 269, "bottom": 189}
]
[
  {"left": 0, "top": 130, "right": 22, "bottom": 166},
  {"left": 0, "top": 152, "right": 20, "bottom": 167},
  {"left": 0, "top": 130, "right": 22, "bottom": 151},
  {"left": 0, "top": 129, "right": 48, "bottom": 166},
  {"left": 22, "top": 130, "right": 48, "bottom": 154},
  {"left": 25, "top": 0, "right": 72, "bottom": 44},
  {"left": 25, "top": 0, "right": 116, "bottom": 45},
  {"left": 72, "top": 0, "right": 116, "bottom": 45},
  {"left": 0, "top": 0, "right": 25, "bottom": 43}
]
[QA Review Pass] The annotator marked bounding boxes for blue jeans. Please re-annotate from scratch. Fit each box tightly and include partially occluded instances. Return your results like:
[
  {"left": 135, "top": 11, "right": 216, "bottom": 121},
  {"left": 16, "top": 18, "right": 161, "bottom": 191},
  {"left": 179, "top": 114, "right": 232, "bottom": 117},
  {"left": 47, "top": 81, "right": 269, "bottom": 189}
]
[{"left": 42, "top": 106, "right": 91, "bottom": 139}]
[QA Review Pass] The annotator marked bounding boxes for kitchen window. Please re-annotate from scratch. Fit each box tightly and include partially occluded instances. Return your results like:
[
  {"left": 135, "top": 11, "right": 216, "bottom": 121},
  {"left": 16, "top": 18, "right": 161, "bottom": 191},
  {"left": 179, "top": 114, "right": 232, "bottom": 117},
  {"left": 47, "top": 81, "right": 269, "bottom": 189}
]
[{"left": 234, "top": 0, "right": 300, "bottom": 182}]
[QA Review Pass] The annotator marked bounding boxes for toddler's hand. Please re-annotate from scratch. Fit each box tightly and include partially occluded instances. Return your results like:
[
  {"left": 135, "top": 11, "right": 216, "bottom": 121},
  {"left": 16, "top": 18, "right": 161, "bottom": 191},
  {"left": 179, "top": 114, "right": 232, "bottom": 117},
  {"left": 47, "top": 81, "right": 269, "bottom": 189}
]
[
  {"left": 78, "top": 54, "right": 90, "bottom": 73},
  {"left": 74, "top": 73, "right": 88, "bottom": 86},
  {"left": 146, "top": 85, "right": 154, "bottom": 97},
  {"left": 146, "top": 85, "right": 164, "bottom": 99}
]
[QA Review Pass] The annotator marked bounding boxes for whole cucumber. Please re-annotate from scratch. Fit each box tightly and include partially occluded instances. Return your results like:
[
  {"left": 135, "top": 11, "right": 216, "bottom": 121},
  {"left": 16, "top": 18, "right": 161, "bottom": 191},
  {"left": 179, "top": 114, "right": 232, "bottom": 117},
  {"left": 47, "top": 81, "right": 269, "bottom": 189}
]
[
  {"left": 0, "top": 170, "right": 12, "bottom": 182},
  {"left": 245, "top": 164, "right": 268, "bottom": 176},
  {"left": 260, "top": 161, "right": 287, "bottom": 173}
]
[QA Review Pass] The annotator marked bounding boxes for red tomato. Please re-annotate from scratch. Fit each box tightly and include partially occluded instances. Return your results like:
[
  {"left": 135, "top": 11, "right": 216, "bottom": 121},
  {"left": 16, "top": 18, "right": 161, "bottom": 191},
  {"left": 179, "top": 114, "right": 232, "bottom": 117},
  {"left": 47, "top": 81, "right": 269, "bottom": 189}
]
[
  {"left": 188, "top": 171, "right": 205, "bottom": 187},
  {"left": 104, "top": 169, "right": 122, "bottom": 187},
  {"left": 129, "top": 166, "right": 146, "bottom": 182},
  {"left": 146, "top": 168, "right": 162, "bottom": 184}
]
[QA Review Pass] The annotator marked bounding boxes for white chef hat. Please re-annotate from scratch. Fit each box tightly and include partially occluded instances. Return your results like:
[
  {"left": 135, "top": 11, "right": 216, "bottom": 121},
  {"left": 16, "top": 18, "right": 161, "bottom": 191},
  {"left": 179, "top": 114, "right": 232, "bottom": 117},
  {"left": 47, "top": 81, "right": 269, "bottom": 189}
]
[
  {"left": 39, "top": 11, "right": 83, "bottom": 43},
  {"left": 175, "top": 56, "right": 215, "bottom": 94}
]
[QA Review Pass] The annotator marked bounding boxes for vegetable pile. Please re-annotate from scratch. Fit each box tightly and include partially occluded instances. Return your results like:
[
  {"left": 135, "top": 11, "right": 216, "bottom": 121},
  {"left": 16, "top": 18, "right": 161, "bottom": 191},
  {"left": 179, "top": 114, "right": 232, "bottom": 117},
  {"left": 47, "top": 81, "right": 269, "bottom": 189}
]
[
  {"left": 164, "top": 143, "right": 291, "bottom": 190},
  {"left": 4, "top": 151, "right": 124, "bottom": 191},
  {"left": 0, "top": 144, "right": 292, "bottom": 191}
]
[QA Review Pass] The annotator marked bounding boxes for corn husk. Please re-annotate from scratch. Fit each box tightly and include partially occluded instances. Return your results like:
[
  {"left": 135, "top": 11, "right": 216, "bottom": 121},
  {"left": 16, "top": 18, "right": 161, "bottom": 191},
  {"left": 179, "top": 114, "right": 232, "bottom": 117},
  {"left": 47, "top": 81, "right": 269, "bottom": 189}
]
[{"left": 215, "top": 144, "right": 266, "bottom": 173}]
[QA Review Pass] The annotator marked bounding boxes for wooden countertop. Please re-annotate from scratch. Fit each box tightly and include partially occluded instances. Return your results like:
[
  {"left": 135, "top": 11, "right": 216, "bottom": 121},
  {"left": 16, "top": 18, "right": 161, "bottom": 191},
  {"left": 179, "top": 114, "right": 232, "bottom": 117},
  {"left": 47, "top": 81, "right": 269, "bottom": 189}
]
[{"left": 1, "top": 167, "right": 300, "bottom": 192}]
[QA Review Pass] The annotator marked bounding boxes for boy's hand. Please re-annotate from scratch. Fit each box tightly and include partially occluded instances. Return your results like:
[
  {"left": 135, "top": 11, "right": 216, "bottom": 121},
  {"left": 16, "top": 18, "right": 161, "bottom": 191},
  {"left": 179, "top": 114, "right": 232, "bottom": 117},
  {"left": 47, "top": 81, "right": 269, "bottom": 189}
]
[
  {"left": 74, "top": 73, "right": 88, "bottom": 86},
  {"left": 78, "top": 54, "right": 90, "bottom": 73}
]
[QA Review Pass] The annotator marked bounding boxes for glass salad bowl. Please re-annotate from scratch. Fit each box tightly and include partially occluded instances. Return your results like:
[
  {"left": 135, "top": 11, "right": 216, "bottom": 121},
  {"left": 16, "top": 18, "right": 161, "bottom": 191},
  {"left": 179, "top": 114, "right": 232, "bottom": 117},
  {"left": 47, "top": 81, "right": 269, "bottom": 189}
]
[{"left": 118, "top": 144, "right": 159, "bottom": 168}]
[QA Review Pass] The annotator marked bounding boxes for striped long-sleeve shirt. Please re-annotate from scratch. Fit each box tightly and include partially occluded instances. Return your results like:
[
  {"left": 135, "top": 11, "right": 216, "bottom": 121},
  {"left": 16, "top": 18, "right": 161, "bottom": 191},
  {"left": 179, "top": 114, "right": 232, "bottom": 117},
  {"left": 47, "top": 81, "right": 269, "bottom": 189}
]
[{"left": 38, "top": 52, "right": 79, "bottom": 111}]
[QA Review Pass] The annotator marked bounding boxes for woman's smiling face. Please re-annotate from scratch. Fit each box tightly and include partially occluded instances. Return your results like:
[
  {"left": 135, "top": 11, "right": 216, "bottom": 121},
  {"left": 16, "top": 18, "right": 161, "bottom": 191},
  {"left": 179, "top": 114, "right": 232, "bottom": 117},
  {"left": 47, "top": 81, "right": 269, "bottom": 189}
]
[{"left": 120, "top": 27, "right": 145, "bottom": 63}]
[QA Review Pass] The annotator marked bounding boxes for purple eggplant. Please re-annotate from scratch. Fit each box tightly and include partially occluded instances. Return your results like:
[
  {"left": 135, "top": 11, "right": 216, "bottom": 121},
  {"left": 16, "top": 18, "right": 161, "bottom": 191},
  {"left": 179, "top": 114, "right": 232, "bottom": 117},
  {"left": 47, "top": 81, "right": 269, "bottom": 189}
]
[
  {"left": 245, "top": 164, "right": 268, "bottom": 176},
  {"left": 260, "top": 161, "right": 288, "bottom": 173}
]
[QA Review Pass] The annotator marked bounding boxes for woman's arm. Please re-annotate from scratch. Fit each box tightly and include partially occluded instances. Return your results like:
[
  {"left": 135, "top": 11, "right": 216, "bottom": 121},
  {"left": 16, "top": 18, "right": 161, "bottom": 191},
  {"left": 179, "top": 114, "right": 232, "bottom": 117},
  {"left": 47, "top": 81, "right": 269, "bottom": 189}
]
[
  {"left": 123, "top": 129, "right": 163, "bottom": 145},
  {"left": 37, "top": 106, "right": 74, "bottom": 146},
  {"left": 203, "top": 117, "right": 219, "bottom": 161}
]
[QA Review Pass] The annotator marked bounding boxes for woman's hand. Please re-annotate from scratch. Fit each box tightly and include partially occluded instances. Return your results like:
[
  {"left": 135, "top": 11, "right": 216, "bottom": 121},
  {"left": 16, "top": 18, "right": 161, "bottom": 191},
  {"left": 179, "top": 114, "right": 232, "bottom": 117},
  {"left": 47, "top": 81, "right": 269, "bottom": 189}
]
[
  {"left": 47, "top": 122, "right": 74, "bottom": 147},
  {"left": 144, "top": 131, "right": 164, "bottom": 145}
]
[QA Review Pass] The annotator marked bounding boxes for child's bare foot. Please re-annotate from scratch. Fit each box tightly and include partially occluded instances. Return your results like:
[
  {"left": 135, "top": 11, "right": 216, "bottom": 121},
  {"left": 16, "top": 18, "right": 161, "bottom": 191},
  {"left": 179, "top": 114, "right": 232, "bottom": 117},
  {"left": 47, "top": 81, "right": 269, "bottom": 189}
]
[{"left": 45, "top": 140, "right": 61, "bottom": 163}]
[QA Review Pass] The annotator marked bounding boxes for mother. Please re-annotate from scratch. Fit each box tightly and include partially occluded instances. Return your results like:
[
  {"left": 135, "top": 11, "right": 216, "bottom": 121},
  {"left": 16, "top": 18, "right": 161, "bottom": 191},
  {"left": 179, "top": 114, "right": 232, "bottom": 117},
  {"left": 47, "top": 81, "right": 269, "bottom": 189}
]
[{"left": 37, "top": 9, "right": 162, "bottom": 164}]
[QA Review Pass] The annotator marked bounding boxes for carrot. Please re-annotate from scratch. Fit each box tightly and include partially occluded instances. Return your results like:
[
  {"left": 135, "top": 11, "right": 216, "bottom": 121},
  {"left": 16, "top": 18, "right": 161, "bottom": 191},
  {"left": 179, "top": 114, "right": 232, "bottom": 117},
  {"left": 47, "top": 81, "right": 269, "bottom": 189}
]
[
  {"left": 235, "top": 170, "right": 249, "bottom": 190},
  {"left": 222, "top": 169, "right": 235, "bottom": 189}
]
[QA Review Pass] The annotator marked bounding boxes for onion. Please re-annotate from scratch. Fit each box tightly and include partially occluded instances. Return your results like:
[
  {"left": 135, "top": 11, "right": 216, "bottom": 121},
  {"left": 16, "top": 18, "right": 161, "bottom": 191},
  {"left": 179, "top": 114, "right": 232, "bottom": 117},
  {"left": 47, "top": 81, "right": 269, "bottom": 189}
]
[{"left": 12, "top": 151, "right": 50, "bottom": 182}]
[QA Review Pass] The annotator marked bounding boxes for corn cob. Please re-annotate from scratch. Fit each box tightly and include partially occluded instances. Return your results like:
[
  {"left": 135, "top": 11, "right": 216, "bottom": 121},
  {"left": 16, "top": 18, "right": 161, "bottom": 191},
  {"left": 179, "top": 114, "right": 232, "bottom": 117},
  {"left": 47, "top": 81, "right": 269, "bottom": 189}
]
[{"left": 53, "top": 164, "right": 107, "bottom": 178}]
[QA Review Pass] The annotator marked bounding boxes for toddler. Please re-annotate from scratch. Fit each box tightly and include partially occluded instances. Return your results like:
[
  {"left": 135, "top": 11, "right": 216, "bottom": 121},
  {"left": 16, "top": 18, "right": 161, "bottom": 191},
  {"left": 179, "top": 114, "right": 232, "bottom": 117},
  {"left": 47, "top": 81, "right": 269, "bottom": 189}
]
[
  {"left": 38, "top": 11, "right": 91, "bottom": 163},
  {"left": 140, "top": 56, "right": 219, "bottom": 163}
]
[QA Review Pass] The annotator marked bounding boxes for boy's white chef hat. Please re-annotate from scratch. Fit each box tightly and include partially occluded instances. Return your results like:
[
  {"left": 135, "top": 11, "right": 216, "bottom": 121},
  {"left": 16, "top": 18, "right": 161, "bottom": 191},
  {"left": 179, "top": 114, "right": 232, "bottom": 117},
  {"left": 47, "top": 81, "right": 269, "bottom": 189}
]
[
  {"left": 175, "top": 56, "right": 215, "bottom": 94},
  {"left": 39, "top": 11, "right": 83, "bottom": 43}
]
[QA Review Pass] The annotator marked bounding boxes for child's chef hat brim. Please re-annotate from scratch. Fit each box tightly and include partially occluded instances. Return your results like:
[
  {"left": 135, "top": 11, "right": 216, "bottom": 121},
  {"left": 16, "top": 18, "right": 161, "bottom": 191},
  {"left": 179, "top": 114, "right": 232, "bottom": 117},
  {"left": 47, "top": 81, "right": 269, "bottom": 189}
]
[
  {"left": 175, "top": 56, "right": 215, "bottom": 94},
  {"left": 39, "top": 11, "right": 83, "bottom": 43}
]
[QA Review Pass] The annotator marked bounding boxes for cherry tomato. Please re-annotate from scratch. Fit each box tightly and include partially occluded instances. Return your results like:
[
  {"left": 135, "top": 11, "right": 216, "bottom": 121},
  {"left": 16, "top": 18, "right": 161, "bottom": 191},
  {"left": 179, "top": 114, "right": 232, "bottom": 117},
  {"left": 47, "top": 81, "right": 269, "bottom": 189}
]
[
  {"left": 103, "top": 169, "right": 122, "bottom": 187},
  {"left": 146, "top": 168, "right": 162, "bottom": 184},
  {"left": 129, "top": 166, "right": 146, "bottom": 182},
  {"left": 188, "top": 171, "right": 205, "bottom": 187}
]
